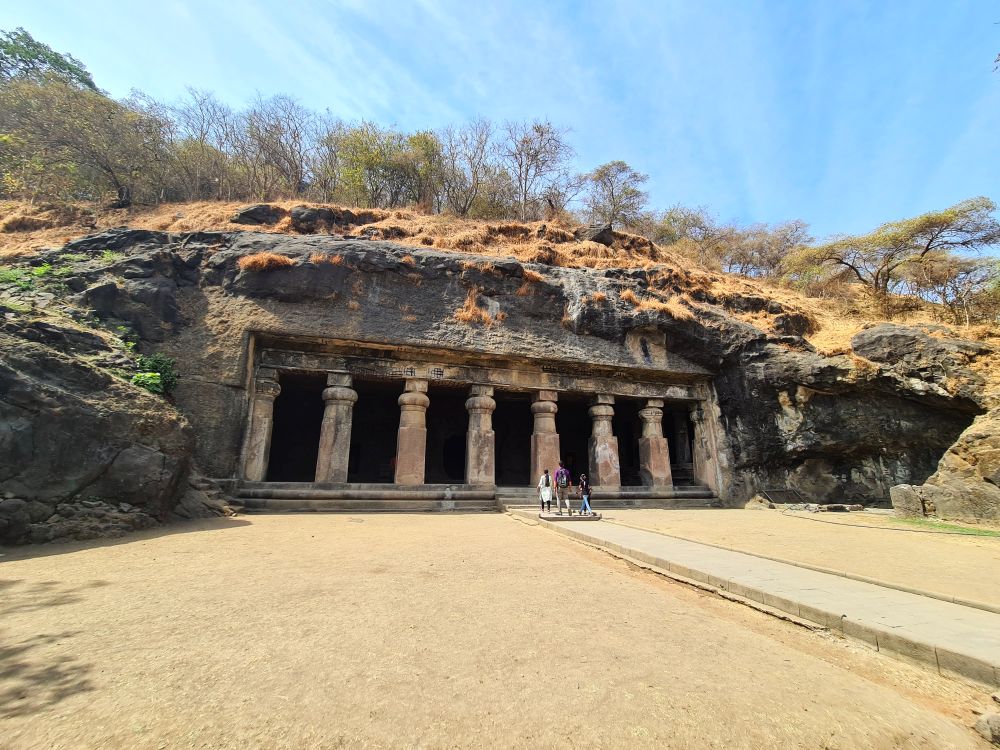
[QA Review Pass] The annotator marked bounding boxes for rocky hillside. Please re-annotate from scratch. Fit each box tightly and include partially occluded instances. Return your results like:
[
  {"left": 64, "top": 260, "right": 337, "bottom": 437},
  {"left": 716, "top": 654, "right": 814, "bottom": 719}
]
[{"left": 1, "top": 209, "right": 996, "bottom": 543}]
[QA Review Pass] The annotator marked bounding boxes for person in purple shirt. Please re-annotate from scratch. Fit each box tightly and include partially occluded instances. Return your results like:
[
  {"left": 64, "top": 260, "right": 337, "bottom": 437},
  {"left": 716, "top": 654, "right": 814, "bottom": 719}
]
[{"left": 554, "top": 461, "right": 573, "bottom": 515}]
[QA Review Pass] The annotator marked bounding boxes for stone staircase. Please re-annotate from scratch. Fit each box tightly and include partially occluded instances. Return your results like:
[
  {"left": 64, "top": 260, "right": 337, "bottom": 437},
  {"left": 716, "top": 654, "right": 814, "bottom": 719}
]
[
  {"left": 497, "top": 485, "right": 720, "bottom": 512},
  {"left": 229, "top": 482, "right": 500, "bottom": 513}
]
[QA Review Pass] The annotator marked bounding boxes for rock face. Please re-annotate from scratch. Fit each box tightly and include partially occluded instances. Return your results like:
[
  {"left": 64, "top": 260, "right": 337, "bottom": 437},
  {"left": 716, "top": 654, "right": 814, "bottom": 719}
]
[
  {"left": 891, "top": 407, "right": 1000, "bottom": 522},
  {"left": 0, "top": 321, "right": 196, "bottom": 544},
  {"left": 1, "top": 227, "right": 995, "bottom": 541}
]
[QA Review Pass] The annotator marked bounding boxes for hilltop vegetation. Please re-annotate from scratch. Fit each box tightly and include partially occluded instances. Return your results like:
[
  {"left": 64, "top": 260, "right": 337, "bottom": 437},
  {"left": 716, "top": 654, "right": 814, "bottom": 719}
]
[{"left": 1, "top": 27, "right": 999, "bottom": 335}]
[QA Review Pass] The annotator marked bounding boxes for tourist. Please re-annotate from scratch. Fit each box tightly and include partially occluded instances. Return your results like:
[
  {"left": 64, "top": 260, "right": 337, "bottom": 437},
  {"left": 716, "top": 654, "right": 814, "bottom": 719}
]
[
  {"left": 578, "top": 473, "right": 593, "bottom": 515},
  {"left": 537, "top": 468, "right": 553, "bottom": 512},
  {"left": 554, "top": 461, "right": 573, "bottom": 515}
]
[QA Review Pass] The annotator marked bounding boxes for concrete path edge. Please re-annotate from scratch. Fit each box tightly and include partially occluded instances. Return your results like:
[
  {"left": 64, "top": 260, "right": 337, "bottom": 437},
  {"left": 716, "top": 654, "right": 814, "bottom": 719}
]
[{"left": 523, "top": 513, "right": 1000, "bottom": 688}]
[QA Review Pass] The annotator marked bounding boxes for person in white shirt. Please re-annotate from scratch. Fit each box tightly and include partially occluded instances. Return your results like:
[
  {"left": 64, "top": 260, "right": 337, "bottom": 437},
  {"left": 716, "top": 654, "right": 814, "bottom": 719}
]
[{"left": 537, "top": 468, "right": 553, "bottom": 512}]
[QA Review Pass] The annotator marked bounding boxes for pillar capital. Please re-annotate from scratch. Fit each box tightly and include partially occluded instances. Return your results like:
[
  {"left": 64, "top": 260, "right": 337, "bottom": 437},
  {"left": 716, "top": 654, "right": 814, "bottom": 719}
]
[
  {"left": 533, "top": 389, "right": 558, "bottom": 403},
  {"left": 325, "top": 370, "right": 352, "bottom": 387},
  {"left": 469, "top": 384, "right": 494, "bottom": 398},
  {"left": 255, "top": 378, "right": 281, "bottom": 400},
  {"left": 404, "top": 378, "right": 429, "bottom": 393},
  {"left": 592, "top": 393, "right": 615, "bottom": 406},
  {"left": 323, "top": 385, "right": 358, "bottom": 404}
]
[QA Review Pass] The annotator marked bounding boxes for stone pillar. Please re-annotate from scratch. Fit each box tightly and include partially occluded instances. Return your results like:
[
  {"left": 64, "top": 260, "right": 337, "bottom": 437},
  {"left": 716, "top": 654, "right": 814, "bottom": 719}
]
[
  {"left": 690, "top": 403, "right": 706, "bottom": 484},
  {"left": 314, "top": 372, "right": 358, "bottom": 483},
  {"left": 638, "top": 399, "right": 672, "bottom": 487},
  {"left": 243, "top": 368, "right": 281, "bottom": 482},
  {"left": 395, "top": 378, "right": 430, "bottom": 485},
  {"left": 465, "top": 385, "right": 496, "bottom": 485},
  {"left": 588, "top": 394, "right": 621, "bottom": 487},
  {"left": 674, "top": 410, "right": 692, "bottom": 463},
  {"left": 530, "top": 390, "right": 560, "bottom": 483}
]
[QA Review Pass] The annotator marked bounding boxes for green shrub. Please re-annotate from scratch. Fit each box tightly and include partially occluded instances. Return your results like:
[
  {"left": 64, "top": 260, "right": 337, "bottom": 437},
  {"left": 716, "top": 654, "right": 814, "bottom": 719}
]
[
  {"left": 0, "top": 268, "right": 33, "bottom": 290},
  {"left": 131, "top": 371, "right": 163, "bottom": 394},
  {"left": 135, "top": 353, "right": 178, "bottom": 393},
  {"left": 30, "top": 263, "right": 52, "bottom": 277},
  {"left": 58, "top": 253, "right": 87, "bottom": 262},
  {"left": 101, "top": 249, "right": 124, "bottom": 263}
]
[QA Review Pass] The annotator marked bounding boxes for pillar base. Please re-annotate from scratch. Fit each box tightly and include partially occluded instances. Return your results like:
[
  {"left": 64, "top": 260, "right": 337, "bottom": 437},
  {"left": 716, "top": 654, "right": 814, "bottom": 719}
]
[
  {"left": 589, "top": 436, "right": 621, "bottom": 487},
  {"left": 531, "top": 432, "right": 560, "bottom": 483},
  {"left": 638, "top": 436, "right": 672, "bottom": 487},
  {"left": 466, "top": 429, "right": 496, "bottom": 485},
  {"left": 395, "top": 427, "right": 427, "bottom": 485}
]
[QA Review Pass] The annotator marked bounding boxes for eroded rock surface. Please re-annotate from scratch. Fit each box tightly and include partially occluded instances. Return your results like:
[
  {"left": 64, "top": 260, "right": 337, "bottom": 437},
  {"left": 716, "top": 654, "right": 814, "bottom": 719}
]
[{"left": 1, "top": 227, "right": 995, "bottom": 540}]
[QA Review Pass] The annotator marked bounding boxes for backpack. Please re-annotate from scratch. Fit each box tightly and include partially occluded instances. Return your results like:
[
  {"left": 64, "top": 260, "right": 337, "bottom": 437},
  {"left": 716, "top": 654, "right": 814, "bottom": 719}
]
[{"left": 557, "top": 471, "right": 568, "bottom": 488}]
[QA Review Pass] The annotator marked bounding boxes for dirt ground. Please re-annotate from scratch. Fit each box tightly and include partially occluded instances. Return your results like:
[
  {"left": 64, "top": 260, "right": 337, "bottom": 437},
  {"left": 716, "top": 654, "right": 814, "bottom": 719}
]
[
  {"left": 599, "top": 509, "right": 1000, "bottom": 608},
  {"left": 0, "top": 513, "right": 993, "bottom": 749}
]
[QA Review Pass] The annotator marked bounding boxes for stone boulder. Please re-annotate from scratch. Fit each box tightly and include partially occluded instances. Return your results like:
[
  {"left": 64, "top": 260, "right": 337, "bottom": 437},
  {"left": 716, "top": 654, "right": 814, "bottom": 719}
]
[
  {"left": 0, "top": 327, "right": 195, "bottom": 544},
  {"left": 230, "top": 204, "right": 285, "bottom": 225},
  {"left": 290, "top": 205, "right": 338, "bottom": 233},
  {"left": 574, "top": 222, "right": 616, "bottom": 246},
  {"left": 890, "top": 407, "right": 1000, "bottom": 523}
]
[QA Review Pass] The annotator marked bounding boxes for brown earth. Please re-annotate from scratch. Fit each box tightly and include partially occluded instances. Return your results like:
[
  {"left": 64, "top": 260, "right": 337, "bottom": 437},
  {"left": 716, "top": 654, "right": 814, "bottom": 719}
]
[
  {"left": 0, "top": 514, "right": 992, "bottom": 749},
  {"left": 599, "top": 509, "right": 1000, "bottom": 609}
]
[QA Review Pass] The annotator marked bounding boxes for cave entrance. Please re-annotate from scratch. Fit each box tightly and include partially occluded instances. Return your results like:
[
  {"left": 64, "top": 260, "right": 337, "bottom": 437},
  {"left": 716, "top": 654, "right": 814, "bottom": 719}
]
[
  {"left": 612, "top": 398, "right": 643, "bottom": 486},
  {"left": 556, "top": 394, "right": 590, "bottom": 482},
  {"left": 495, "top": 391, "right": 532, "bottom": 486},
  {"left": 664, "top": 405, "right": 696, "bottom": 485},
  {"left": 267, "top": 372, "right": 326, "bottom": 482},
  {"left": 347, "top": 378, "right": 402, "bottom": 483},
  {"left": 425, "top": 385, "right": 468, "bottom": 484}
]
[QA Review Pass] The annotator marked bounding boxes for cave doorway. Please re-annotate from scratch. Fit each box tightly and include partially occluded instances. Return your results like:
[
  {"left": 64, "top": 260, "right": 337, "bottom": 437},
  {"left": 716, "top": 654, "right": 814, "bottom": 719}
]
[
  {"left": 347, "top": 378, "right": 402, "bottom": 483},
  {"left": 664, "top": 405, "right": 696, "bottom": 485},
  {"left": 556, "top": 394, "right": 590, "bottom": 483},
  {"left": 612, "top": 398, "right": 642, "bottom": 486},
  {"left": 425, "top": 385, "right": 468, "bottom": 484},
  {"left": 267, "top": 372, "right": 326, "bottom": 482},
  {"left": 494, "top": 391, "right": 532, "bottom": 486}
]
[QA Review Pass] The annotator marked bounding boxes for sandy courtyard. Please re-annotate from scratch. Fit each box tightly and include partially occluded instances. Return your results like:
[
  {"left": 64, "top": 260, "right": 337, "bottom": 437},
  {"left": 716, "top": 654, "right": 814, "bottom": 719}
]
[
  {"left": 599, "top": 509, "right": 1000, "bottom": 608},
  {"left": 0, "top": 513, "right": 993, "bottom": 749}
]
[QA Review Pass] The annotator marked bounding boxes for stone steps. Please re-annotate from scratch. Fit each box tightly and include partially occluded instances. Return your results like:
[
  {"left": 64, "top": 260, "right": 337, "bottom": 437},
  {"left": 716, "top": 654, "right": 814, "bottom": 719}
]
[
  {"left": 497, "top": 485, "right": 720, "bottom": 511},
  {"left": 236, "top": 497, "right": 498, "bottom": 513},
  {"left": 231, "top": 482, "right": 499, "bottom": 513}
]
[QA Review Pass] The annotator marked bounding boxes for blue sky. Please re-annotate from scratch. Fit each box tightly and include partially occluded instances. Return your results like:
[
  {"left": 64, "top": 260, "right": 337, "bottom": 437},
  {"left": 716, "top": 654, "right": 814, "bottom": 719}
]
[{"left": 5, "top": 0, "right": 999, "bottom": 238}]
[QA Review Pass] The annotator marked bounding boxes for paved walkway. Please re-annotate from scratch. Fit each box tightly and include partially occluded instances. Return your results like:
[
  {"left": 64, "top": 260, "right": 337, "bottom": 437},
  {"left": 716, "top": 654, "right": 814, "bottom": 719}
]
[{"left": 528, "top": 513, "right": 1000, "bottom": 687}]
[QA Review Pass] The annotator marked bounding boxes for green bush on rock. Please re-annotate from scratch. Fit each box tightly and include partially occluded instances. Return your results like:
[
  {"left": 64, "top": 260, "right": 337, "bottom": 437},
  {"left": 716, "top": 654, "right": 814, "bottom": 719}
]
[{"left": 132, "top": 353, "right": 178, "bottom": 394}]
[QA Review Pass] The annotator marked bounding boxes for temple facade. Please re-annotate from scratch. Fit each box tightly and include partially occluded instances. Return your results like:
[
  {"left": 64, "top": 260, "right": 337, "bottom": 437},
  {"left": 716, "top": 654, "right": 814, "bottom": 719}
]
[{"left": 233, "top": 333, "right": 729, "bottom": 505}]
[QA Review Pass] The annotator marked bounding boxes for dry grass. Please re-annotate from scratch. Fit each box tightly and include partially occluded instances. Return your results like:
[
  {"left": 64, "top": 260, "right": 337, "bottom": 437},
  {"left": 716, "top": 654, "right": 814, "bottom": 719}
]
[
  {"left": 1, "top": 199, "right": 996, "bottom": 363},
  {"left": 591, "top": 291, "right": 607, "bottom": 303},
  {"left": 522, "top": 268, "right": 544, "bottom": 283},
  {"left": 347, "top": 300, "right": 360, "bottom": 311},
  {"left": 401, "top": 254, "right": 416, "bottom": 265},
  {"left": 237, "top": 252, "right": 295, "bottom": 272},
  {"left": 620, "top": 289, "right": 640, "bottom": 306},
  {"left": 515, "top": 282, "right": 533, "bottom": 297},
  {"left": 454, "top": 287, "right": 496, "bottom": 326}
]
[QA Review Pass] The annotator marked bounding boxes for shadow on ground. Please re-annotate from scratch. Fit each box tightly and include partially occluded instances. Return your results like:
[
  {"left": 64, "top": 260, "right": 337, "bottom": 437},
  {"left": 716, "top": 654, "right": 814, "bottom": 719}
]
[
  {"left": 0, "top": 579, "right": 99, "bottom": 718},
  {"left": 0, "top": 516, "right": 252, "bottom": 562}
]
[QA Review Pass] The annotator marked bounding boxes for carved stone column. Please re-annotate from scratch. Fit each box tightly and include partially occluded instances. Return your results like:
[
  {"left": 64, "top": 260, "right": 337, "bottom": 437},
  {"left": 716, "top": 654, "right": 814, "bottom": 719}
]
[
  {"left": 395, "top": 378, "right": 430, "bottom": 485},
  {"left": 243, "top": 368, "right": 281, "bottom": 482},
  {"left": 465, "top": 385, "right": 496, "bottom": 485},
  {"left": 314, "top": 372, "right": 358, "bottom": 483},
  {"left": 689, "top": 403, "right": 706, "bottom": 485},
  {"left": 673, "top": 410, "right": 692, "bottom": 463},
  {"left": 530, "top": 390, "right": 560, "bottom": 483},
  {"left": 638, "top": 398, "right": 672, "bottom": 487},
  {"left": 588, "top": 394, "right": 621, "bottom": 487}
]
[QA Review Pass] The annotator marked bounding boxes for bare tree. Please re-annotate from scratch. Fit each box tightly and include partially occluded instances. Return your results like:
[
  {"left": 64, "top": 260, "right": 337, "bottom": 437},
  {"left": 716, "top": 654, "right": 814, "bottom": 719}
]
[
  {"left": 440, "top": 118, "right": 493, "bottom": 217},
  {"left": 499, "top": 120, "right": 573, "bottom": 221}
]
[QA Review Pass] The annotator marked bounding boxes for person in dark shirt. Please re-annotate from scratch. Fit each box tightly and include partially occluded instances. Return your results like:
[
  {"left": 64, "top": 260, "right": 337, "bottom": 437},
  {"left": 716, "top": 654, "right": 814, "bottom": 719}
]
[{"left": 577, "top": 473, "right": 593, "bottom": 515}]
